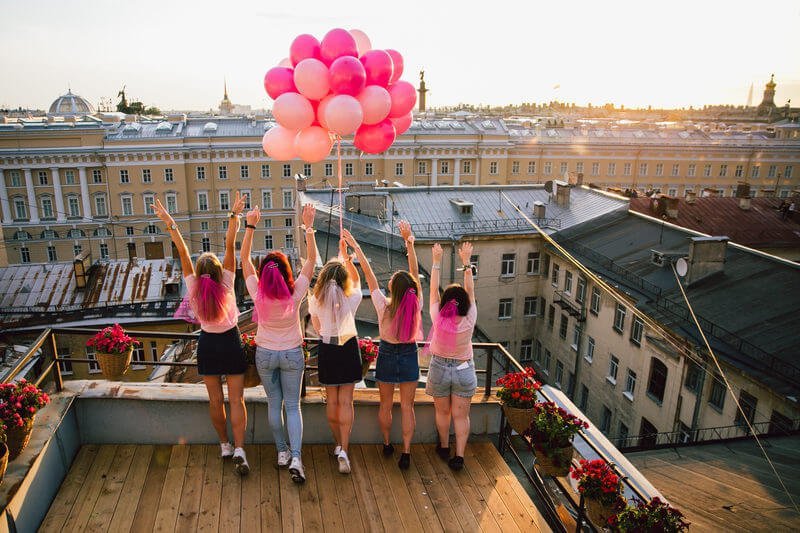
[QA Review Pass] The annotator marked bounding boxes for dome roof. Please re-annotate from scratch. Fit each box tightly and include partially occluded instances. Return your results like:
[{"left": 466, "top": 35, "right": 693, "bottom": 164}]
[{"left": 48, "top": 90, "right": 95, "bottom": 117}]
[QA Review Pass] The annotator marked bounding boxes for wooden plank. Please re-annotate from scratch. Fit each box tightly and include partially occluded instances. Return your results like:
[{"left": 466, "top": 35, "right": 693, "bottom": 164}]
[
  {"left": 259, "top": 444, "right": 282, "bottom": 531},
  {"left": 421, "top": 444, "right": 483, "bottom": 532},
  {"left": 398, "top": 447, "right": 444, "bottom": 533},
  {"left": 218, "top": 446, "right": 242, "bottom": 532},
  {"left": 175, "top": 445, "right": 208, "bottom": 533},
  {"left": 240, "top": 443, "right": 262, "bottom": 533},
  {"left": 349, "top": 445, "right": 385, "bottom": 532},
  {"left": 39, "top": 445, "right": 100, "bottom": 533},
  {"left": 371, "top": 444, "right": 426, "bottom": 532},
  {"left": 361, "top": 444, "right": 405, "bottom": 530},
  {"left": 279, "top": 448, "right": 303, "bottom": 533},
  {"left": 153, "top": 445, "right": 190, "bottom": 532},
  {"left": 326, "top": 446, "right": 365, "bottom": 533},
  {"left": 85, "top": 444, "right": 137, "bottom": 532},
  {"left": 298, "top": 446, "right": 324, "bottom": 531},
  {"left": 130, "top": 445, "right": 172, "bottom": 533},
  {"left": 196, "top": 445, "right": 223, "bottom": 532},
  {"left": 461, "top": 444, "right": 522, "bottom": 533},
  {"left": 310, "top": 445, "right": 346, "bottom": 533},
  {"left": 62, "top": 445, "right": 118, "bottom": 532},
  {"left": 411, "top": 443, "right": 461, "bottom": 533},
  {"left": 108, "top": 445, "right": 155, "bottom": 533}
]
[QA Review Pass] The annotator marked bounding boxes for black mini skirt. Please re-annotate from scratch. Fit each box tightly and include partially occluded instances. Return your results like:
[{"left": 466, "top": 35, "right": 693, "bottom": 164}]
[
  {"left": 196, "top": 326, "right": 247, "bottom": 376},
  {"left": 317, "top": 336, "right": 362, "bottom": 386}
]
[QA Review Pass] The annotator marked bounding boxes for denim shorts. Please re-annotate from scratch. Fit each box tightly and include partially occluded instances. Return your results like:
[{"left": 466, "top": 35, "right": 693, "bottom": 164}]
[
  {"left": 425, "top": 356, "right": 477, "bottom": 398},
  {"left": 375, "top": 341, "right": 420, "bottom": 384}
]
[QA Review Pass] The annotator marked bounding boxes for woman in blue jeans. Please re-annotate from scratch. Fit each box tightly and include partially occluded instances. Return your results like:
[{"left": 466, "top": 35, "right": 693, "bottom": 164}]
[{"left": 241, "top": 202, "right": 317, "bottom": 483}]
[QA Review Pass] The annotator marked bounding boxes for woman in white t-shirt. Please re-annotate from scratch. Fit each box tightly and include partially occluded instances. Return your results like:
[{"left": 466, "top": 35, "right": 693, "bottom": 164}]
[
  {"left": 308, "top": 238, "right": 363, "bottom": 475},
  {"left": 241, "top": 203, "right": 316, "bottom": 484},
  {"left": 154, "top": 193, "right": 251, "bottom": 476}
]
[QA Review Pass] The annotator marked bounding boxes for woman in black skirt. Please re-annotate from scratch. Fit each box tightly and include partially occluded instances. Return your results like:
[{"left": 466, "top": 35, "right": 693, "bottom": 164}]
[
  {"left": 308, "top": 238, "right": 363, "bottom": 474},
  {"left": 154, "top": 193, "right": 251, "bottom": 475}
]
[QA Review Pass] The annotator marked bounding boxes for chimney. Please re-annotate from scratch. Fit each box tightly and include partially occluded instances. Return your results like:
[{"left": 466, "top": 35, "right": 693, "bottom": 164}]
[
  {"left": 686, "top": 236, "right": 728, "bottom": 285},
  {"left": 576, "top": 172, "right": 584, "bottom": 186},
  {"left": 664, "top": 197, "right": 679, "bottom": 219},
  {"left": 735, "top": 182, "right": 751, "bottom": 199},
  {"left": 533, "top": 201, "right": 546, "bottom": 219},
  {"left": 686, "top": 190, "right": 697, "bottom": 204},
  {"left": 554, "top": 180, "right": 570, "bottom": 207},
  {"left": 738, "top": 197, "right": 751, "bottom": 210}
]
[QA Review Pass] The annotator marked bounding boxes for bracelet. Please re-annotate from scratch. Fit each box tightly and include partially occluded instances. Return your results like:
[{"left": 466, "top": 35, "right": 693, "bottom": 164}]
[
  {"left": 432, "top": 264, "right": 441, "bottom": 270},
  {"left": 245, "top": 224, "right": 256, "bottom": 230},
  {"left": 305, "top": 227, "right": 316, "bottom": 234}
]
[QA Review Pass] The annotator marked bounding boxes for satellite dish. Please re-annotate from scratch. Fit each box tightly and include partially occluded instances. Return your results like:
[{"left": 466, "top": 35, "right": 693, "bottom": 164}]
[
  {"left": 544, "top": 180, "right": 554, "bottom": 193},
  {"left": 675, "top": 257, "right": 688, "bottom": 277}
]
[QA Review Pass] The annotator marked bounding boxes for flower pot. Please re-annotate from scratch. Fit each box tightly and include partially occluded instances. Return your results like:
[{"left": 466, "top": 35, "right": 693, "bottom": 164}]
[
  {"left": 361, "top": 360, "right": 371, "bottom": 379},
  {"left": 96, "top": 347, "right": 133, "bottom": 380},
  {"left": 6, "top": 416, "right": 34, "bottom": 460},
  {"left": 0, "top": 443, "right": 8, "bottom": 484},
  {"left": 533, "top": 444, "right": 574, "bottom": 477},
  {"left": 243, "top": 364, "right": 261, "bottom": 388},
  {"left": 503, "top": 404, "right": 535, "bottom": 435},
  {"left": 585, "top": 497, "right": 615, "bottom": 527}
]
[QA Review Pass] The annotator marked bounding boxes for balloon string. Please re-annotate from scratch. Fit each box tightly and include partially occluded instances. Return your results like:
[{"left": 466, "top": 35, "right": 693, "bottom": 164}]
[{"left": 336, "top": 136, "right": 344, "bottom": 246}]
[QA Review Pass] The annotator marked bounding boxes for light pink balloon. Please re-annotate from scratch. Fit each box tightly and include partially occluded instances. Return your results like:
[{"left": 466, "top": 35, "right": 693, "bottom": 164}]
[
  {"left": 320, "top": 28, "right": 358, "bottom": 66},
  {"left": 356, "top": 85, "right": 392, "bottom": 125},
  {"left": 264, "top": 67, "right": 297, "bottom": 100},
  {"left": 329, "top": 56, "right": 367, "bottom": 96},
  {"left": 294, "top": 58, "right": 331, "bottom": 101},
  {"left": 350, "top": 29, "right": 372, "bottom": 56},
  {"left": 360, "top": 50, "right": 394, "bottom": 88},
  {"left": 354, "top": 119, "right": 396, "bottom": 154},
  {"left": 325, "top": 95, "right": 364, "bottom": 136},
  {"left": 390, "top": 112, "right": 413, "bottom": 135},
  {"left": 388, "top": 81, "right": 417, "bottom": 118},
  {"left": 263, "top": 126, "right": 298, "bottom": 161},
  {"left": 278, "top": 57, "right": 292, "bottom": 68},
  {"left": 385, "top": 50, "right": 404, "bottom": 84},
  {"left": 290, "top": 34, "right": 321, "bottom": 66},
  {"left": 317, "top": 94, "right": 334, "bottom": 130},
  {"left": 272, "top": 92, "right": 314, "bottom": 130},
  {"left": 295, "top": 125, "right": 333, "bottom": 163}
]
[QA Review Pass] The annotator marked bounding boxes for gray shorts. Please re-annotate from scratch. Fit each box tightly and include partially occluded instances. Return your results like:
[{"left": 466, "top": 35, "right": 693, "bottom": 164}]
[{"left": 425, "top": 356, "right": 477, "bottom": 398}]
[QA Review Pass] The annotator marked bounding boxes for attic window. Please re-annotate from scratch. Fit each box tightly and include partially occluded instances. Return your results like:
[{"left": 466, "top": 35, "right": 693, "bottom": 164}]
[
  {"left": 449, "top": 198, "right": 474, "bottom": 215},
  {"left": 155, "top": 121, "right": 172, "bottom": 133},
  {"left": 203, "top": 122, "right": 218, "bottom": 133}
]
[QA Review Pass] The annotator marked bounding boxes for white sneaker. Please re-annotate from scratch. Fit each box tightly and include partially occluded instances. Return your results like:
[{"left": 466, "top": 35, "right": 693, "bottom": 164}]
[
  {"left": 332, "top": 445, "right": 342, "bottom": 457},
  {"left": 277, "top": 450, "right": 291, "bottom": 467},
  {"left": 233, "top": 447, "right": 250, "bottom": 476},
  {"left": 337, "top": 450, "right": 351, "bottom": 474},
  {"left": 289, "top": 457, "right": 306, "bottom": 484},
  {"left": 220, "top": 442, "right": 234, "bottom": 459}
]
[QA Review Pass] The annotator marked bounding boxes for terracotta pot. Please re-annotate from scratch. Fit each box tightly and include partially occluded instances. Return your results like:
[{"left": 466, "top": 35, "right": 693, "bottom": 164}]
[
  {"left": 243, "top": 364, "right": 261, "bottom": 388},
  {"left": 6, "top": 416, "right": 35, "bottom": 460},
  {"left": 502, "top": 404, "right": 535, "bottom": 435},
  {"left": 585, "top": 497, "right": 615, "bottom": 527},
  {"left": 533, "top": 444, "right": 574, "bottom": 477},
  {"left": 0, "top": 442, "right": 8, "bottom": 484},
  {"left": 96, "top": 347, "right": 133, "bottom": 380}
]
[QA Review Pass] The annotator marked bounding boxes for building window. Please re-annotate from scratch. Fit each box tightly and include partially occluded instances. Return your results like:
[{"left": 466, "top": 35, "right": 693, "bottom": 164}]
[
  {"left": 303, "top": 163, "right": 312, "bottom": 177},
  {"left": 126, "top": 226, "right": 134, "bottom": 236},
  {"left": 120, "top": 169, "right": 129, "bottom": 183},
  {"left": 469, "top": 255, "right": 479, "bottom": 275},
  {"left": 575, "top": 162, "right": 584, "bottom": 174},
  {"left": 613, "top": 303, "right": 626, "bottom": 333},
  {"left": 623, "top": 163, "right": 632, "bottom": 176},
  {"left": 418, "top": 161, "right": 427, "bottom": 175},
  {"left": 142, "top": 194, "right": 154, "bottom": 215},
  {"left": 655, "top": 163, "right": 663, "bottom": 176},
  {"left": 735, "top": 391, "right": 758, "bottom": 427},
  {"left": 579, "top": 385, "right": 589, "bottom": 411},
  {"left": 36, "top": 170, "right": 48, "bottom": 185},
  {"left": 13, "top": 198, "right": 27, "bottom": 219},
  {"left": 588, "top": 162, "right": 598, "bottom": 176},
  {"left": 219, "top": 166, "right": 228, "bottom": 180},
  {"left": 73, "top": 244, "right": 82, "bottom": 257},
  {"left": 709, "top": 374, "right": 726, "bottom": 410},
  {"left": 166, "top": 194, "right": 177, "bottom": 214},
  {"left": 500, "top": 253, "right": 516, "bottom": 277},
  {"left": 197, "top": 192, "right": 208, "bottom": 211},
  {"left": 47, "top": 246, "right": 57, "bottom": 262},
  {"left": 718, "top": 164, "right": 727, "bottom": 177},
  {"left": 395, "top": 163, "right": 404, "bottom": 176},
  {"left": 498, "top": 298, "right": 513, "bottom": 320},
  {"left": 526, "top": 252, "right": 540, "bottom": 274},
  {"left": 285, "top": 233, "right": 294, "bottom": 248},
  {"left": 785, "top": 166, "right": 793, "bottom": 179},
  {"left": 608, "top": 163, "right": 616, "bottom": 176},
  {"left": 240, "top": 165, "right": 249, "bottom": 179},
  {"left": 86, "top": 347, "right": 101, "bottom": 373},
  {"left": 201, "top": 238, "right": 211, "bottom": 252},
  {"left": 534, "top": 341, "right": 543, "bottom": 363},
  {"left": 559, "top": 314, "right": 568, "bottom": 339},
  {"left": 639, "top": 163, "right": 648, "bottom": 176},
  {"left": 68, "top": 197, "right": 80, "bottom": 217},
  {"left": 551, "top": 263, "right": 559, "bottom": 286},
  {"left": 564, "top": 271, "right": 573, "bottom": 294},
  {"left": 41, "top": 196, "right": 54, "bottom": 219},
  {"left": 63, "top": 170, "right": 75, "bottom": 185},
  {"left": 325, "top": 163, "right": 333, "bottom": 177},
  {"left": 100, "top": 243, "right": 109, "bottom": 259},
  {"left": 576, "top": 277, "right": 586, "bottom": 304},
  {"left": 261, "top": 164, "right": 270, "bottom": 178},
  {"left": 200, "top": 221, "right": 209, "bottom": 231},
  {"left": 142, "top": 169, "right": 151, "bottom": 183},
  {"left": 94, "top": 195, "right": 108, "bottom": 217},
  {"left": 647, "top": 358, "right": 668, "bottom": 404},
  {"left": 544, "top": 162, "right": 552, "bottom": 175},
  {"left": 671, "top": 164, "right": 680, "bottom": 177},
  {"left": 92, "top": 169, "right": 102, "bottom": 183},
  {"left": 668, "top": 188, "right": 677, "bottom": 197},
  {"left": 631, "top": 316, "right": 644, "bottom": 346},
  {"left": 365, "top": 162, "right": 374, "bottom": 176},
  {"left": 511, "top": 161, "right": 519, "bottom": 174},
  {"left": 734, "top": 165, "right": 744, "bottom": 178},
  {"left": 703, "top": 164, "right": 711, "bottom": 177},
  {"left": 279, "top": 164, "right": 290, "bottom": 178},
  {"left": 523, "top": 296, "right": 538, "bottom": 317},
  {"left": 57, "top": 346, "right": 73, "bottom": 375},
  {"left": 264, "top": 234, "right": 273, "bottom": 249},
  {"left": 528, "top": 161, "right": 536, "bottom": 174},
  {"left": 547, "top": 305, "right": 555, "bottom": 330},
  {"left": 262, "top": 190, "right": 273, "bottom": 209},
  {"left": 571, "top": 324, "right": 581, "bottom": 350},
  {"left": 345, "top": 163, "right": 353, "bottom": 176},
  {"left": 520, "top": 340, "right": 532, "bottom": 361},
  {"left": 489, "top": 161, "right": 498, "bottom": 175},
  {"left": 608, "top": 355, "right": 619, "bottom": 383},
  {"left": 585, "top": 336, "right": 595, "bottom": 362},
  {"left": 687, "top": 164, "right": 696, "bottom": 177},
  {"left": 219, "top": 191, "right": 230, "bottom": 211},
  {"left": 543, "top": 349, "right": 551, "bottom": 374},
  {"left": 617, "top": 423, "right": 629, "bottom": 448},
  {"left": 284, "top": 217, "right": 293, "bottom": 227},
  {"left": 131, "top": 343, "right": 148, "bottom": 370},
  {"left": 555, "top": 361, "right": 564, "bottom": 387},
  {"left": 20, "top": 247, "right": 30, "bottom": 263},
  {"left": 144, "top": 224, "right": 159, "bottom": 235},
  {"left": 283, "top": 190, "right": 293, "bottom": 209},
  {"left": 624, "top": 369, "right": 637, "bottom": 399},
  {"left": 767, "top": 165, "right": 777, "bottom": 178},
  {"left": 264, "top": 219, "right": 272, "bottom": 229},
  {"left": 600, "top": 406, "right": 612, "bottom": 433},
  {"left": 196, "top": 166, "right": 206, "bottom": 180},
  {"left": 165, "top": 168, "right": 174, "bottom": 182},
  {"left": 10, "top": 170, "right": 21, "bottom": 187},
  {"left": 462, "top": 160, "right": 472, "bottom": 174}
]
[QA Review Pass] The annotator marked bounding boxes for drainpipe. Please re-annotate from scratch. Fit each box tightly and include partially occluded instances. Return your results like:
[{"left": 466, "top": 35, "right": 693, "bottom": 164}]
[
  {"left": 449, "top": 237, "right": 457, "bottom": 284},
  {"left": 689, "top": 350, "right": 707, "bottom": 440}
]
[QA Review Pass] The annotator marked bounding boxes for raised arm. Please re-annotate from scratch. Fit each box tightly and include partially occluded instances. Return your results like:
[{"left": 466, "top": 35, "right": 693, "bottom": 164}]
[
  {"left": 458, "top": 241, "right": 475, "bottom": 303},
  {"left": 430, "top": 243, "right": 443, "bottom": 306},
  {"left": 398, "top": 220, "right": 419, "bottom": 281},
  {"left": 223, "top": 191, "right": 246, "bottom": 272},
  {"left": 342, "top": 229, "right": 378, "bottom": 293},
  {"left": 241, "top": 205, "right": 260, "bottom": 279},
  {"left": 154, "top": 198, "right": 194, "bottom": 277},
  {"left": 300, "top": 203, "right": 318, "bottom": 281},
  {"left": 340, "top": 237, "right": 360, "bottom": 289}
]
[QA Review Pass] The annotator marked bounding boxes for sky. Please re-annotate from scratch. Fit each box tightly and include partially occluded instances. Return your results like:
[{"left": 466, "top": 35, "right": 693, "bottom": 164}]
[{"left": 1, "top": 0, "right": 799, "bottom": 112}]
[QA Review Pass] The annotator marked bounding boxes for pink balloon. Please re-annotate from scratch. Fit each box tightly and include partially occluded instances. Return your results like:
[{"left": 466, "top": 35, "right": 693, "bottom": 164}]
[
  {"left": 295, "top": 125, "right": 333, "bottom": 163},
  {"left": 294, "top": 58, "right": 331, "bottom": 101},
  {"left": 320, "top": 28, "right": 358, "bottom": 66},
  {"left": 385, "top": 50, "right": 404, "bottom": 84},
  {"left": 350, "top": 29, "right": 372, "bottom": 56},
  {"left": 278, "top": 57, "right": 292, "bottom": 68},
  {"left": 264, "top": 67, "right": 297, "bottom": 100},
  {"left": 388, "top": 81, "right": 417, "bottom": 118},
  {"left": 325, "top": 95, "right": 364, "bottom": 136},
  {"left": 360, "top": 50, "right": 394, "bottom": 87},
  {"left": 356, "top": 85, "right": 392, "bottom": 125},
  {"left": 272, "top": 92, "right": 314, "bottom": 130},
  {"left": 390, "top": 112, "right": 413, "bottom": 135},
  {"left": 290, "top": 34, "right": 321, "bottom": 66},
  {"left": 262, "top": 125, "right": 298, "bottom": 161},
  {"left": 317, "top": 94, "right": 334, "bottom": 130},
  {"left": 354, "top": 119, "right": 396, "bottom": 154},
  {"left": 329, "top": 56, "right": 367, "bottom": 96}
]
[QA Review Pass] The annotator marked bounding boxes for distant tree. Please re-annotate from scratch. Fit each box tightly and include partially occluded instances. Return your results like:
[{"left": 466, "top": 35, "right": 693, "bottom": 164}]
[{"left": 144, "top": 106, "right": 162, "bottom": 116}]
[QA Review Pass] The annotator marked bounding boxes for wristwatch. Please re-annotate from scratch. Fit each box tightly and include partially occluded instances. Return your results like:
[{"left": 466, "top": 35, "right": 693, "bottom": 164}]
[
  {"left": 168, "top": 223, "right": 177, "bottom": 231},
  {"left": 245, "top": 224, "right": 256, "bottom": 230},
  {"left": 228, "top": 211, "right": 239, "bottom": 218}
]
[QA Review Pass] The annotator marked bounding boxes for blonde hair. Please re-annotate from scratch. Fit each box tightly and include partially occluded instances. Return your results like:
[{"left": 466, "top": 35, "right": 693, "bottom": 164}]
[
  {"left": 312, "top": 260, "right": 351, "bottom": 303},
  {"left": 195, "top": 252, "right": 223, "bottom": 282}
]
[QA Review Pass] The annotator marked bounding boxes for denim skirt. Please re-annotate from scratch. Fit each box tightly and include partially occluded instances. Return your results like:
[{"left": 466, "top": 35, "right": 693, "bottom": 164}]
[{"left": 375, "top": 340, "right": 420, "bottom": 384}]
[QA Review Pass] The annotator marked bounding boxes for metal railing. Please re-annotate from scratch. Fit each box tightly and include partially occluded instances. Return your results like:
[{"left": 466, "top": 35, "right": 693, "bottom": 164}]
[{"left": 414, "top": 216, "right": 562, "bottom": 237}]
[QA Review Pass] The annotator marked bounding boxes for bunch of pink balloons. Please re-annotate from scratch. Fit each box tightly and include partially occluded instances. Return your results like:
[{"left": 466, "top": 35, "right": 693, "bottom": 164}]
[{"left": 262, "top": 28, "right": 417, "bottom": 163}]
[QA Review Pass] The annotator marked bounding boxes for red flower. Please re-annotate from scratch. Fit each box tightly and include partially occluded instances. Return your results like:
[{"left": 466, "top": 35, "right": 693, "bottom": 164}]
[{"left": 495, "top": 368, "right": 541, "bottom": 409}]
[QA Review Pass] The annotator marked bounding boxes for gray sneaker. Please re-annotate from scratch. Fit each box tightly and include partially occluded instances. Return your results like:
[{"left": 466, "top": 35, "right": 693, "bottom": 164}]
[
  {"left": 289, "top": 457, "right": 306, "bottom": 484},
  {"left": 337, "top": 450, "right": 351, "bottom": 474}
]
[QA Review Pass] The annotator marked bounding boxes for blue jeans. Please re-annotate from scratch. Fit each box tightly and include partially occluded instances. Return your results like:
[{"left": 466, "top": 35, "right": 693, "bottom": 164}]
[{"left": 255, "top": 346, "right": 305, "bottom": 458}]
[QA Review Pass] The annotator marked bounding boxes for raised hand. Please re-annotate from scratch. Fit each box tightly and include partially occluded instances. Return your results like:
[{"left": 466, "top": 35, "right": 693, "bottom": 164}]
[
  {"left": 246, "top": 206, "right": 261, "bottom": 226},
  {"left": 432, "top": 243, "right": 443, "bottom": 263},
  {"left": 341, "top": 228, "right": 358, "bottom": 248},
  {"left": 232, "top": 191, "right": 247, "bottom": 215},
  {"left": 398, "top": 220, "right": 413, "bottom": 242},
  {"left": 339, "top": 238, "right": 349, "bottom": 261},
  {"left": 152, "top": 198, "right": 175, "bottom": 227},
  {"left": 458, "top": 241, "right": 473, "bottom": 265},
  {"left": 301, "top": 203, "right": 316, "bottom": 228}
]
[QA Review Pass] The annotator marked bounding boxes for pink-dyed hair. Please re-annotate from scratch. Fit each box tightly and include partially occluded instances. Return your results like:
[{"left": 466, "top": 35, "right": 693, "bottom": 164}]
[
  {"left": 190, "top": 274, "right": 227, "bottom": 323},
  {"left": 424, "top": 298, "right": 460, "bottom": 353},
  {"left": 389, "top": 287, "right": 421, "bottom": 343},
  {"left": 253, "top": 261, "right": 294, "bottom": 322}
]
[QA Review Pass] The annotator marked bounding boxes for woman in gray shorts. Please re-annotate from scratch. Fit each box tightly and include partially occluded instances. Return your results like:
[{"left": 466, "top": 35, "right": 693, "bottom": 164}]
[{"left": 425, "top": 242, "right": 477, "bottom": 471}]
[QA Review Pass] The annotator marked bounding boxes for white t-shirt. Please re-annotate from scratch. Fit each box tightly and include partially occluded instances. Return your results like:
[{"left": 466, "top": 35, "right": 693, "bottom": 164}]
[
  {"left": 308, "top": 285, "right": 362, "bottom": 342},
  {"left": 183, "top": 269, "right": 238, "bottom": 333},
  {"left": 245, "top": 273, "right": 310, "bottom": 351}
]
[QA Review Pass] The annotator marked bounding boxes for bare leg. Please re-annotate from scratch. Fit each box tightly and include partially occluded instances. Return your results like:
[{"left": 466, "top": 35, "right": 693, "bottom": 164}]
[
  {"left": 451, "top": 395, "right": 472, "bottom": 457},
  {"left": 226, "top": 374, "right": 247, "bottom": 448},
  {"left": 203, "top": 376, "right": 229, "bottom": 442},
  {"left": 377, "top": 382, "right": 396, "bottom": 446},
  {"left": 337, "top": 384, "right": 356, "bottom": 453},
  {"left": 433, "top": 396, "right": 452, "bottom": 448},
  {"left": 325, "top": 386, "right": 341, "bottom": 447},
  {"left": 398, "top": 382, "right": 417, "bottom": 453}
]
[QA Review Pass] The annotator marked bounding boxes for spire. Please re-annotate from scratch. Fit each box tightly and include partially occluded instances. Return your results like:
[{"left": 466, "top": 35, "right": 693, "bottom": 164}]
[
  {"left": 746, "top": 83, "right": 753, "bottom": 107},
  {"left": 224, "top": 78, "right": 229, "bottom": 100}
]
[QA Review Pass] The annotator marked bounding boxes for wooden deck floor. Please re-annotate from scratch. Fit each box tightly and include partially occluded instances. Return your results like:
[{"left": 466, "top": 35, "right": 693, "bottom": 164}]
[{"left": 39, "top": 442, "right": 550, "bottom": 532}]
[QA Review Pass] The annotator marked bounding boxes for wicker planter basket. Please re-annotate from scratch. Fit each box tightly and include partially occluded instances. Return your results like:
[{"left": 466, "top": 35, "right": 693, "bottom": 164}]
[
  {"left": 361, "top": 360, "right": 371, "bottom": 379},
  {"left": 0, "top": 443, "right": 8, "bottom": 484},
  {"left": 533, "top": 444, "right": 574, "bottom": 477},
  {"left": 6, "top": 416, "right": 34, "bottom": 460},
  {"left": 585, "top": 497, "right": 615, "bottom": 527},
  {"left": 96, "top": 347, "right": 132, "bottom": 380},
  {"left": 503, "top": 405, "right": 535, "bottom": 435},
  {"left": 243, "top": 364, "right": 261, "bottom": 388}
]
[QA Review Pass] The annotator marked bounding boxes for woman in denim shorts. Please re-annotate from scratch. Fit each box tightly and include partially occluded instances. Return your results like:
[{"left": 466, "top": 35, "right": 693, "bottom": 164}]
[
  {"left": 426, "top": 241, "right": 477, "bottom": 471},
  {"left": 343, "top": 222, "right": 422, "bottom": 470},
  {"left": 241, "top": 203, "right": 318, "bottom": 484}
]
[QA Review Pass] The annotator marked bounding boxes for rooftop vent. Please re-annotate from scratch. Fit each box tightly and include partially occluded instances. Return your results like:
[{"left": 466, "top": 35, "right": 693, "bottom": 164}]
[
  {"left": 449, "top": 198, "right": 474, "bottom": 215},
  {"left": 533, "top": 201, "right": 546, "bottom": 219},
  {"left": 203, "top": 122, "right": 218, "bottom": 133},
  {"left": 686, "top": 236, "right": 728, "bottom": 286}
]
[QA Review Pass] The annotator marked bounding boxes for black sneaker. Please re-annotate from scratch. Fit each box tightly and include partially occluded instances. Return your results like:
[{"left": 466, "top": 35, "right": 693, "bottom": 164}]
[
  {"left": 435, "top": 442, "right": 450, "bottom": 461},
  {"left": 398, "top": 453, "right": 411, "bottom": 470},
  {"left": 383, "top": 443, "right": 395, "bottom": 456},
  {"left": 448, "top": 456, "right": 464, "bottom": 471}
]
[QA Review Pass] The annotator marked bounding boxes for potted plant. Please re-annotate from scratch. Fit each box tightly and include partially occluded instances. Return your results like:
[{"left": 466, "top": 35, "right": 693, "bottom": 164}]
[
  {"left": 86, "top": 324, "right": 140, "bottom": 379},
  {"left": 495, "top": 367, "right": 541, "bottom": 434},
  {"left": 0, "top": 379, "right": 51, "bottom": 460},
  {"left": 241, "top": 332, "right": 261, "bottom": 388},
  {"left": 525, "top": 401, "right": 588, "bottom": 477},
  {"left": 609, "top": 497, "right": 689, "bottom": 532},
  {"left": 0, "top": 422, "right": 7, "bottom": 484},
  {"left": 571, "top": 458, "right": 624, "bottom": 526},
  {"left": 358, "top": 337, "right": 378, "bottom": 379}
]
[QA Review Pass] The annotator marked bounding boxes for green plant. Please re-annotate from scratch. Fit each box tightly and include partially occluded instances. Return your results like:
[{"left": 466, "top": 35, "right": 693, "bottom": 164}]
[
  {"left": 610, "top": 497, "right": 689, "bottom": 532},
  {"left": 0, "top": 380, "right": 51, "bottom": 428},
  {"left": 525, "top": 401, "right": 588, "bottom": 457}
]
